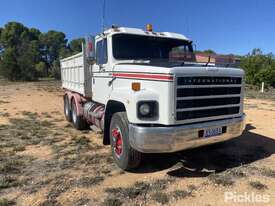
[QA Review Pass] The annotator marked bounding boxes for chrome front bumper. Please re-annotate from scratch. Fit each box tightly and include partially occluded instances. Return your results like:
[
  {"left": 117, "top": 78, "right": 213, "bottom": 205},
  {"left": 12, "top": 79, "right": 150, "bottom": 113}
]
[{"left": 129, "top": 115, "right": 245, "bottom": 153}]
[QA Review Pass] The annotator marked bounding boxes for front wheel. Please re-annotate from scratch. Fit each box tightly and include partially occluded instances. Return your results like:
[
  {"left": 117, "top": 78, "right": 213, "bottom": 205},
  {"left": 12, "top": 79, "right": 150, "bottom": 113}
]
[{"left": 110, "top": 112, "right": 141, "bottom": 170}]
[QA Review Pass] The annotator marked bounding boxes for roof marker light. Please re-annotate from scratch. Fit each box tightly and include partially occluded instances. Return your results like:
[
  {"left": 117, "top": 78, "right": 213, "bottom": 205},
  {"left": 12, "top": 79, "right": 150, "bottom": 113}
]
[{"left": 146, "top": 24, "right": 153, "bottom": 32}]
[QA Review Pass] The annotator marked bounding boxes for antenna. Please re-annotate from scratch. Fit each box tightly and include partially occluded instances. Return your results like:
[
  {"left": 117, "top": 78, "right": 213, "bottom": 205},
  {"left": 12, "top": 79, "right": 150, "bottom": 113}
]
[{"left": 102, "top": 0, "right": 106, "bottom": 32}]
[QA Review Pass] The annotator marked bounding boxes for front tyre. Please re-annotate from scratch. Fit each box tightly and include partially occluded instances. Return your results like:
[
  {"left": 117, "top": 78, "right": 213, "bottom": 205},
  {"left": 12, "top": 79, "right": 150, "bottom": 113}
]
[{"left": 110, "top": 112, "right": 141, "bottom": 170}]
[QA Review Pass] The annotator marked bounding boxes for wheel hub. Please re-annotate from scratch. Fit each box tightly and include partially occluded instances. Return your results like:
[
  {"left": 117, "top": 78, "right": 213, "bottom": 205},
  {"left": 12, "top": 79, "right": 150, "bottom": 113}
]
[{"left": 112, "top": 127, "right": 123, "bottom": 156}]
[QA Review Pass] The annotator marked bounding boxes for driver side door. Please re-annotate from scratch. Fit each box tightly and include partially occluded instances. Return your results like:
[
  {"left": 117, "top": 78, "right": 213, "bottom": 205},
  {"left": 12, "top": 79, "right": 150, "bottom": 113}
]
[{"left": 92, "top": 38, "right": 110, "bottom": 103}]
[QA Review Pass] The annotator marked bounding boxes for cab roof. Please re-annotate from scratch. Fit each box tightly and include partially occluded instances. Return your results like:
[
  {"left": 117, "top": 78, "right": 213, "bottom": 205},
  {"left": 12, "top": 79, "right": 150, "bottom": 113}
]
[{"left": 97, "top": 26, "right": 191, "bottom": 42}]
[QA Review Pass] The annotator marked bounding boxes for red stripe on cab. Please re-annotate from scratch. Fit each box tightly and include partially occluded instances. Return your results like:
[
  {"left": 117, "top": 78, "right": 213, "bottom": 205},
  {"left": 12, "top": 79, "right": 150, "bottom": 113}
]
[{"left": 112, "top": 73, "right": 174, "bottom": 81}]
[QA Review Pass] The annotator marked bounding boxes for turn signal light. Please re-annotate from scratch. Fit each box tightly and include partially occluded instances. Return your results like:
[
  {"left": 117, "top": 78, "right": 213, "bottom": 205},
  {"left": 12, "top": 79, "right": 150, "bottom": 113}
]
[{"left": 132, "top": 82, "right": 141, "bottom": 91}]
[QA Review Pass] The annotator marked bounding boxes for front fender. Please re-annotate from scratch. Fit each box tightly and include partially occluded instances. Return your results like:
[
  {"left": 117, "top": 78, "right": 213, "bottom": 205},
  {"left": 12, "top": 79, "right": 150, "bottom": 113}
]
[{"left": 109, "top": 88, "right": 159, "bottom": 123}]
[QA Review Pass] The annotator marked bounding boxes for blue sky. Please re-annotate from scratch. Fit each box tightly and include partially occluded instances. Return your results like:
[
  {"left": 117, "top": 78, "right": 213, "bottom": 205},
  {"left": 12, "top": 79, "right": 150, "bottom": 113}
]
[{"left": 0, "top": 0, "right": 274, "bottom": 55}]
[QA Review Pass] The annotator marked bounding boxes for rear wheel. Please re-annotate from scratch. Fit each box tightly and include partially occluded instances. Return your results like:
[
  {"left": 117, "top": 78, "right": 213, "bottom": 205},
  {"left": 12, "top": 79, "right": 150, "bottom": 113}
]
[
  {"left": 110, "top": 112, "right": 141, "bottom": 170},
  {"left": 64, "top": 95, "right": 72, "bottom": 122},
  {"left": 71, "top": 99, "right": 89, "bottom": 130}
]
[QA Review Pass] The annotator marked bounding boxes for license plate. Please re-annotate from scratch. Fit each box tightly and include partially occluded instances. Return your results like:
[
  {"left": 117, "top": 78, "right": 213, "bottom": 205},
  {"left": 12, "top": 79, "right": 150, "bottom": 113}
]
[{"left": 204, "top": 127, "right": 222, "bottom": 138}]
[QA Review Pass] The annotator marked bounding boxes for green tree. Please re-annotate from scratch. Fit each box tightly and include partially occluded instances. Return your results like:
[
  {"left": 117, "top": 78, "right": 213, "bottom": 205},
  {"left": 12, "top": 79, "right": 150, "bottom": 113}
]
[
  {"left": 69, "top": 38, "right": 84, "bottom": 54},
  {"left": 51, "top": 60, "right": 61, "bottom": 80},
  {"left": 0, "top": 22, "right": 72, "bottom": 80},
  {"left": 59, "top": 47, "right": 71, "bottom": 59},
  {"left": 196, "top": 49, "right": 216, "bottom": 55},
  {"left": 40, "top": 30, "right": 67, "bottom": 65},
  {"left": 240, "top": 48, "right": 275, "bottom": 87},
  {"left": 203, "top": 49, "right": 216, "bottom": 54},
  {"left": 39, "top": 30, "right": 68, "bottom": 76},
  {"left": 0, "top": 27, "right": 3, "bottom": 55},
  {"left": 17, "top": 40, "right": 41, "bottom": 80},
  {"left": 0, "top": 22, "right": 27, "bottom": 48},
  {"left": 0, "top": 47, "right": 20, "bottom": 80},
  {"left": 35, "top": 61, "right": 47, "bottom": 77},
  {"left": 0, "top": 22, "right": 44, "bottom": 80},
  {"left": 29, "top": 28, "right": 41, "bottom": 41}
]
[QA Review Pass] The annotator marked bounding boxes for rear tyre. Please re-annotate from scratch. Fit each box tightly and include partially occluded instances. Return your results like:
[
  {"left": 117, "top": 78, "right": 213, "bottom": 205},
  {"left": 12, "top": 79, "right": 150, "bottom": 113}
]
[
  {"left": 110, "top": 112, "right": 141, "bottom": 170},
  {"left": 64, "top": 95, "right": 72, "bottom": 122},
  {"left": 71, "top": 99, "right": 89, "bottom": 130}
]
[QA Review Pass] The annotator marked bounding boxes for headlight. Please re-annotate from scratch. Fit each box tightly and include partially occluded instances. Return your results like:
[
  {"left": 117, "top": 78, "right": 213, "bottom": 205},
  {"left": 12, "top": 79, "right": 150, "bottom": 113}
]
[
  {"left": 139, "top": 103, "right": 150, "bottom": 115},
  {"left": 137, "top": 101, "right": 158, "bottom": 119}
]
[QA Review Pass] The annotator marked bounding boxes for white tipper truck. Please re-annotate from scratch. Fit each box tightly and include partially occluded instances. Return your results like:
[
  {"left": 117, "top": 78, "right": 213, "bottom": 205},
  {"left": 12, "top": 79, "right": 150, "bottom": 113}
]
[{"left": 60, "top": 25, "right": 245, "bottom": 170}]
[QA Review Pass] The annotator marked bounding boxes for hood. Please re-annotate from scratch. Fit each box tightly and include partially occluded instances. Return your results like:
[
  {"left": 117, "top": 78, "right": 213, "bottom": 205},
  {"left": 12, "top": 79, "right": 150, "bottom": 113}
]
[{"left": 114, "top": 63, "right": 244, "bottom": 77}]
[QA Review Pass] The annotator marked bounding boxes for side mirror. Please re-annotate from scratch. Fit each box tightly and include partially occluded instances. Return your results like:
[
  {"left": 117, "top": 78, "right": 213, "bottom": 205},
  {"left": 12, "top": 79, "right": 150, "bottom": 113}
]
[{"left": 85, "top": 35, "right": 96, "bottom": 63}]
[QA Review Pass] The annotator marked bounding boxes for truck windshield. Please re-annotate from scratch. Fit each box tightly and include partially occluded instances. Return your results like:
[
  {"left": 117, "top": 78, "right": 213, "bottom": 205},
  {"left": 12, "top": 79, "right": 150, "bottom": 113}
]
[{"left": 112, "top": 33, "right": 196, "bottom": 64}]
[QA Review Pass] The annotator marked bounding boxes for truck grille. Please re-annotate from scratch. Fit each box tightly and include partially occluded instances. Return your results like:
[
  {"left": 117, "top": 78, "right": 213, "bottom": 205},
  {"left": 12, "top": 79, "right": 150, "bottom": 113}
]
[{"left": 175, "top": 76, "right": 242, "bottom": 121}]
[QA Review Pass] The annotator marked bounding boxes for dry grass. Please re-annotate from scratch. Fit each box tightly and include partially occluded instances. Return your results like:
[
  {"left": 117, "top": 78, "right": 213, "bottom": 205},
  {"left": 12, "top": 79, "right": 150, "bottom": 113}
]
[
  {"left": 208, "top": 173, "right": 235, "bottom": 186},
  {"left": 259, "top": 168, "right": 275, "bottom": 178},
  {"left": 249, "top": 181, "right": 268, "bottom": 190},
  {"left": 102, "top": 197, "right": 123, "bottom": 206},
  {"left": 245, "top": 85, "right": 275, "bottom": 100},
  {"left": 104, "top": 177, "right": 178, "bottom": 205},
  {"left": 152, "top": 191, "right": 170, "bottom": 204},
  {"left": 208, "top": 166, "right": 247, "bottom": 187},
  {"left": 0, "top": 100, "right": 10, "bottom": 104},
  {"left": 0, "top": 176, "right": 22, "bottom": 189},
  {"left": 0, "top": 103, "right": 113, "bottom": 204},
  {"left": 0, "top": 198, "right": 14, "bottom": 206}
]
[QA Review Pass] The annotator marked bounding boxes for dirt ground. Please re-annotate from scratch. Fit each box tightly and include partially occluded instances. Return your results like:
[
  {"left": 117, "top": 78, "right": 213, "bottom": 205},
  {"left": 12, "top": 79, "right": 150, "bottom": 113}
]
[{"left": 0, "top": 79, "right": 275, "bottom": 206}]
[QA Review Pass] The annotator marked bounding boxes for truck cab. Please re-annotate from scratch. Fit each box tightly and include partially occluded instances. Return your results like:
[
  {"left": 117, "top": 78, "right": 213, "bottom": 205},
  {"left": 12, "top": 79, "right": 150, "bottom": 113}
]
[{"left": 61, "top": 25, "right": 245, "bottom": 170}]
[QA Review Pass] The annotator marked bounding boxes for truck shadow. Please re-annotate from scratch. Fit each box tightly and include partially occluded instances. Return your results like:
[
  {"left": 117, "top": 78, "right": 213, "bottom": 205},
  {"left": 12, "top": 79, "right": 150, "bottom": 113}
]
[{"left": 135, "top": 124, "right": 275, "bottom": 177}]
